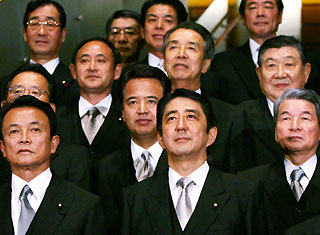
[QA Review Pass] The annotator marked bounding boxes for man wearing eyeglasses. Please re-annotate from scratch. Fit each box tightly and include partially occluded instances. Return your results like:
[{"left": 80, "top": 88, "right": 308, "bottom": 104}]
[
  {"left": 22, "top": 0, "right": 79, "bottom": 107},
  {"left": 106, "top": 10, "right": 144, "bottom": 68}
]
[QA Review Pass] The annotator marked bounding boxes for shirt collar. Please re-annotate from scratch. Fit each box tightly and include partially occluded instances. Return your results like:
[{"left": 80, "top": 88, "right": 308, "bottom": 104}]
[
  {"left": 169, "top": 161, "right": 209, "bottom": 192},
  {"left": 131, "top": 139, "right": 163, "bottom": 164},
  {"left": 148, "top": 53, "right": 167, "bottom": 75},
  {"left": 266, "top": 97, "right": 274, "bottom": 117},
  {"left": 30, "top": 57, "right": 60, "bottom": 75},
  {"left": 284, "top": 154, "right": 317, "bottom": 182},
  {"left": 11, "top": 168, "right": 52, "bottom": 201},
  {"left": 78, "top": 94, "right": 112, "bottom": 118},
  {"left": 249, "top": 38, "right": 261, "bottom": 67}
]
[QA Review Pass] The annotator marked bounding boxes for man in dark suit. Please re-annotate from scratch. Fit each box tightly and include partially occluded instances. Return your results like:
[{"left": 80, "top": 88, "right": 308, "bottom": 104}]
[
  {"left": 21, "top": 0, "right": 79, "bottom": 107},
  {"left": 240, "top": 35, "right": 311, "bottom": 166},
  {"left": 0, "top": 64, "right": 90, "bottom": 190},
  {"left": 93, "top": 64, "right": 171, "bottom": 233},
  {"left": 211, "top": 0, "right": 320, "bottom": 105},
  {"left": 122, "top": 88, "right": 267, "bottom": 234},
  {"left": 285, "top": 216, "right": 320, "bottom": 234},
  {"left": 0, "top": 96, "right": 105, "bottom": 234},
  {"left": 57, "top": 37, "right": 130, "bottom": 162},
  {"left": 240, "top": 88, "right": 320, "bottom": 234},
  {"left": 139, "top": 0, "right": 187, "bottom": 73},
  {"left": 163, "top": 21, "right": 252, "bottom": 172}
]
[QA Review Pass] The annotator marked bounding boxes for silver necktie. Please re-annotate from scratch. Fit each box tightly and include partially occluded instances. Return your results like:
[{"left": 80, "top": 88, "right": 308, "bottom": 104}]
[
  {"left": 135, "top": 150, "right": 154, "bottom": 182},
  {"left": 176, "top": 177, "right": 195, "bottom": 230},
  {"left": 84, "top": 107, "right": 102, "bottom": 144},
  {"left": 290, "top": 167, "right": 305, "bottom": 201},
  {"left": 18, "top": 185, "right": 35, "bottom": 235}
]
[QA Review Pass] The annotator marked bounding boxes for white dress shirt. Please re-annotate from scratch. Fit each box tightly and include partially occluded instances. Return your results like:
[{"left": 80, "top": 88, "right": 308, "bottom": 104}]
[
  {"left": 131, "top": 140, "right": 163, "bottom": 172},
  {"left": 11, "top": 168, "right": 52, "bottom": 235},
  {"left": 249, "top": 38, "right": 261, "bottom": 67},
  {"left": 284, "top": 154, "right": 317, "bottom": 192},
  {"left": 266, "top": 97, "right": 274, "bottom": 117},
  {"left": 169, "top": 161, "right": 209, "bottom": 212},
  {"left": 79, "top": 94, "right": 112, "bottom": 138},
  {"left": 148, "top": 53, "right": 167, "bottom": 75},
  {"left": 30, "top": 57, "right": 60, "bottom": 75}
]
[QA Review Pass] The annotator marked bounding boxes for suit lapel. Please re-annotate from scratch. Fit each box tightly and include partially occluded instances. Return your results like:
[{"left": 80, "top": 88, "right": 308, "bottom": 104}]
[
  {"left": 154, "top": 150, "right": 168, "bottom": 175},
  {"left": 260, "top": 162, "right": 297, "bottom": 226},
  {"left": 231, "top": 42, "right": 261, "bottom": 99},
  {"left": 185, "top": 168, "right": 230, "bottom": 234},
  {"left": 52, "top": 62, "right": 75, "bottom": 99},
  {"left": 27, "top": 177, "right": 75, "bottom": 234},
  {"left": 143, "top": 172, "right": 174, "bottom": 234},
  {"left": 0, "top": 175, "right": 14, "bottom": 234}
]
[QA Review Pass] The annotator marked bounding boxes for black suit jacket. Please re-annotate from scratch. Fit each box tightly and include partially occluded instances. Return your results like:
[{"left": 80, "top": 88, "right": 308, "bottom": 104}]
[
  {"left": 0, "top": 142, "right": 91, "bottom": 190},
  {"left": 122, "top": 164, "right": 267, "bottom": 234},
  {"left": 239, "top": 97, "right": 284, "bottom": 166},
  {"left": 206, "top": 97, "right": 252, "bottom": 172},
  {"left": 93, "top": 143, "right": 168, "bottom": 234},
  {"left": 51, "top": 62, "right": 79, "bottom": 107},
  {"left": 211, "top": 41, "right": 320, "bottom": 105},
  {"left": 240, "top": 158, "right": 320, "bottom": 234},
  {"left": 285, "top": 216, "right": 320, "bottom": 235},
  {"left": 56, "top": 97, "right": 130, "bottom": 162},
  {"left": 0, "top": 173, "right": 105, "bottom": 235}
]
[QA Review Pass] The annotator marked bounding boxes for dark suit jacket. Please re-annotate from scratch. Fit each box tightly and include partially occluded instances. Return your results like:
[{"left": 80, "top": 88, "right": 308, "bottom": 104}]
[
  {"left": 0, "top": 142, "right": 91, "bottom": 191},
  {"left": 210, "top": 41, "right": 320, "bottom": 105},
  {"left": 51, "top": 62, "right": 79, "bottom": 107},
  {"left": 0, "top": 173, "right": 105, "bottom": 235},
  {"left": 285, "top": 216, "right": 320, "bottom": 235},
  {"left": 93, "top": 143, "right": 168, "bottom": 234},
  {"left": 239, "top": 97, "right": 284, "bottom": 166},
  {"left": 240, "top": 158, "right": 320, "bottom": 235},
  {"left": 206, "top": 97, "right": 252, "bottom": 172},
  {"left": 56, "top": 97, "right": 130, "bottom": 162},
  {"left": 122, "top": 164, "right": 268, "bottom": 235}
]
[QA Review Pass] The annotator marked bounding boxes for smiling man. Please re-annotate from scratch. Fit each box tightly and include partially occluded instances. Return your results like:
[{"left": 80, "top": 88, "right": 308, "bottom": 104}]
[
  {"left": 93, "top": 64, "right": 171, "bottom": 234},
  {"left": 240, "top": 35, "right": 311, "bottom": 166},
  {"left": 240, "top": 88, "right": 320, "bottom": 234},
  {"left": 56, "top": 37, "right": 129, "bottom": 161},
  {"left": 21, "top": 0, "right": 79, "bottom": 106},
  {"left": 122, "top": 88, "right": 267, "bottom": 234},
  {"left": 0, "top": 96, "right": 104, "bottom": 234},
  {"left": 140, "top": 0, "right": 187, "bottom": 73}
]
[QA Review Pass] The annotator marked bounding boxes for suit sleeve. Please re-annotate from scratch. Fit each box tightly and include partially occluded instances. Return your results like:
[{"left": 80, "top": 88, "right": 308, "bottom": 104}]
[
  {"left": 83, "top": 197, "right": 106, "bottom": 235},
  {"left": 122, "top": 188, "right": 132, "bottom": 235}
]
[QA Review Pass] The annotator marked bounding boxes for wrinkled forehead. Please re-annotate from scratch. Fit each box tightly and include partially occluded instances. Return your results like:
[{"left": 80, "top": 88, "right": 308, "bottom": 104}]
[
  {"left": 28, "top": 3, "right": 60, "bottom": 21},
  {"left": 262, "top": 46, "right": 301, "bottom": 63},
  {"left": 111, "top": 17, "right": 139, "bottom": 28}
]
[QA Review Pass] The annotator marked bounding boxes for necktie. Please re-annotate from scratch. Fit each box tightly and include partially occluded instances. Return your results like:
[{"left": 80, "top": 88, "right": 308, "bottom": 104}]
[
  {"left": 176, "top": 177, "right": 195, "bottom": 230},
  {"left": 18, "top": 185, "right": 35, "bottom": 235},
  {"left": 290, "top": 167, "right": 305, "bottom": 201},
  {"left": 84, "top": 107, "right": 102, "bottom": 144},
  {"left": 135, "top": 150, "right": 154, "bottom": 182}
]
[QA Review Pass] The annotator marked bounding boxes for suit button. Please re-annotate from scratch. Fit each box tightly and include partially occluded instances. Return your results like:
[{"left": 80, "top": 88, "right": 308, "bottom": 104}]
[
  {"left": 295, "top": 208, "right": 301, "bottom": 213},
  {"left": 295, "top": 219, "right": 301, "bottom": 224}
]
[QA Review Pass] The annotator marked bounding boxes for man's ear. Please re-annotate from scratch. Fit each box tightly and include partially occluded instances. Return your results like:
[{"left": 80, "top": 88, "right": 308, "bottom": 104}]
[
  {"left": 256, "top": 67, "right": 262, "bottom": 82},
  {"left": 114, "top": 64, "right": 122, "bottom": 81},
  {"left": 70, "top": 64, "right": 77, "bottom": 80},
  {"left": 157, "top": 132, "right": 166, "bottom": 150},
  {"left": 303, "top": 63, "right": 311, "bottom": 85},
  {"left": 140, "top": 26, "right": 145, "bottom": 40},
  {"left": 0, "top": 140, "right": 6, "bottom": 158},
  {"left": 50, "top": 135, "right": 60, "bottom": 155},
  {"left": 1, "top": 100, "right": 6, "bottom": 108},
  {"left": 206, "top": 126, "right": 217, "bottom": 148},
  {"left": 201, "top": 59, "right": 211, "bottom": 74},
  {"left": 50, "top": 103, "right": 56, "bottom": 112},
  {"left": 60, "top": 28, "right": 67, "bottom": 43},
  {"left": 22, "top": 28, "right": 27, "bottom": 43}
]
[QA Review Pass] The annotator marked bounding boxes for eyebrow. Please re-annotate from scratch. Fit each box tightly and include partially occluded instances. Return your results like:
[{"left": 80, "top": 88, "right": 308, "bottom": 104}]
[
  {"left": 30, "top": 16, "right": 57, "bottom": 21},
  {"left": 147, "top": 14, "right": 174, "bottom": 18},
  {"left": 164, "top": 109, "right": 200, "bottom": 118},
  {"left": 280, "top": 111, "right": 312, "bottom": 115},
  {"left": 126, "top": 96, "right": 160, "bottom": 101},
  {"left": 168, "top": 40, "right": 200, "bottom": 48},
  {"left": 265, "top": 56, "right": 296, "bottom": 62},
  {"left": 79, "top": 54, "right": 107, "bottom": 58},
  {"left": 7, "top": 121, "right": 40, "bottom": 129}
]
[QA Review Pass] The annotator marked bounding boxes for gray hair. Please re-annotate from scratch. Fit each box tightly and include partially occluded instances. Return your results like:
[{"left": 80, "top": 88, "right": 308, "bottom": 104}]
[{"left": 274, "top": 88, "right": 320, "bottom": 125}]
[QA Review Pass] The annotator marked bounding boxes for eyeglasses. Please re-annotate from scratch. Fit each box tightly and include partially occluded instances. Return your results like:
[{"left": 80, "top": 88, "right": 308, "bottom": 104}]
[
  {"left": 8, "top": 86, "right": 49, "bottom": 99},
  {"left": 110, "top": 28, "right": 138, "bottom": 37},
  {"left": 26, "top": 19, "right": 61, "bottom": 31}
]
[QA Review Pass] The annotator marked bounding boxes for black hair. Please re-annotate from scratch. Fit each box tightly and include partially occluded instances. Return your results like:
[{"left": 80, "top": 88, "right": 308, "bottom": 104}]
[
  {"left": 156, "top": 88, "right": 216, "bottom": 134},
  {"left": 239, "top": 0, "right": 284, "bottom": 17},
  {"left": 71, "top": 37, "right": 122, "bottom": 69},
  {"left": 258, "top": 35, "right": 308, "bottom": 67},
  {"left": 0, "top": 95, "right": 57, "bottom": 140},
  {"left": 163, "top": 21, "right": 215, "bottom": 60},
  {"left": 141, "top": 0, "right": 188, "bottom": 27},
  {"left": 5, "top": 63, "right": 56, "bottom": 103},
  {"left": 105, "top": 10, "right": 141, "bottom": 36},
  {"left": 23, "top": 0, "right": 66, "bottom": 29},
  {"left": 119, "top": 63, "right": 171, "bottom": 105}
]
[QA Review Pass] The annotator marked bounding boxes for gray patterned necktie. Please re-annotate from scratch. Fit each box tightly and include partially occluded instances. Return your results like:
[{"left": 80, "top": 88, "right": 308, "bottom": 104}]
[
  {"left": 176, "top": 177, "right": 195, "bottom": 230},
  {"left": 18, "top": 185, "right": 35, "bottom": 235},
  {"left": 84, "top": 107, "right": 102, "bottom": 144},
  {"left": 290, "top": 167, "right": 305, "bottom": 201},
  {"left": 135, "top": 150, "right": 154, "bottom": 182}
]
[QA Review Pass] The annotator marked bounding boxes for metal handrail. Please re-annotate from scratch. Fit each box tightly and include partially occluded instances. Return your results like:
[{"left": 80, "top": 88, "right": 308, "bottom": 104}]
[{"left": 215, "top": 13, "right": 241, "bottom": 48}]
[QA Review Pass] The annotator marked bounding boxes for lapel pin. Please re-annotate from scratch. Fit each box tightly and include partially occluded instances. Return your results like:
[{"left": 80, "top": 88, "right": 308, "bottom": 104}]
[
  {"left": 58, "top": 203, "right": 63, "bottom": 208},
  {"left": 213, "top": 202, "right": 218, "bottom": 207},
  {"left": 62, "top": 80, "right": 66, "bottom": 84}
]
